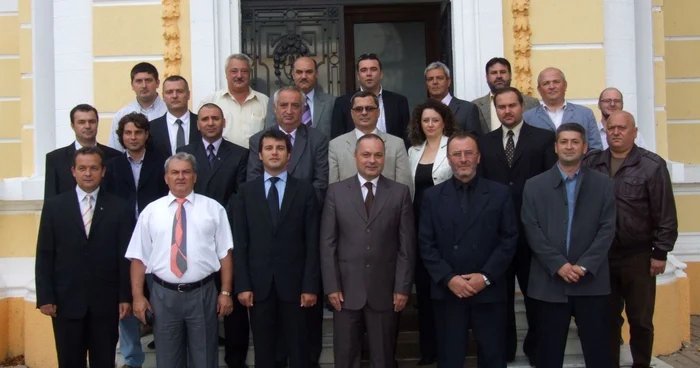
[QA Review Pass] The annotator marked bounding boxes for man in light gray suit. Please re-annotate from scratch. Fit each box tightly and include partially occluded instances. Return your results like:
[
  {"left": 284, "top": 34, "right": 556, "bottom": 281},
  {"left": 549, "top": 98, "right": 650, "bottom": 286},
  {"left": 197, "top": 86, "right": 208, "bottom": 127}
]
[
  {"left": 265, "top": 57, "right": 335, "bottom": 138},
  {"left": 522, "top": 67, "right": 603, "bottom": 150},
  {"left": 521, "top": 123, "right": 616, "bottom": 368},
  {"left": 472, "top": 57, "right": 539, "bottom": 133},
  {"left": 425, "top": 61, "right": 483, "bottom": 136},
  {"left": 321, "top": 133, "right": 416, "bottom": 368},
  {"left": 329, "top": 90, "right": 413, "bottom": 195}
]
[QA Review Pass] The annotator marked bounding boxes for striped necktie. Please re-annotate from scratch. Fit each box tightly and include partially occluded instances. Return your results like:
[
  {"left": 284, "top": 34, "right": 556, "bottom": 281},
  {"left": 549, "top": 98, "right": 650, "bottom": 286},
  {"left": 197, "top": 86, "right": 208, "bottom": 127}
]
[
  {"left": 302, "top": 96, "right": 312, "bottom": 127},
  {"left": 170, "top": 198, "right": 188, "bottom": 278},
  {"left": 82, "top": 194, "right": 94, "bottom": 236}
]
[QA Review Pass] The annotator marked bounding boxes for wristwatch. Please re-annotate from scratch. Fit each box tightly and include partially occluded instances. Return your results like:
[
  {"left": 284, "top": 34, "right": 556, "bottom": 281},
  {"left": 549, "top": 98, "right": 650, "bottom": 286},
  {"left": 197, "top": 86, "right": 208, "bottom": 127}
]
[
  {"left": 220, "top": 291, "right": 232, "bottom": 296},
  {"left": 579, "top": 266, "right": 588, "bottom": 274},
  {"left": 482, "top": 274, "right": 491, "bottom": 286}
]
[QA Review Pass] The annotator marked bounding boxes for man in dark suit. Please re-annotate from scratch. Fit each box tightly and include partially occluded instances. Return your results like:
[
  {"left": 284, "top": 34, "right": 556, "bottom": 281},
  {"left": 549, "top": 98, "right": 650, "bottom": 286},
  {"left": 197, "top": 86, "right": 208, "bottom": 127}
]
[
  {"left": 321, "top": 134, "right": 416, "bottom": 368},
  {"left": 36, "top": 146, "right": 133, "bottom": 368},
  {"left": 419, "top": 132, "right": 518, "bottom": 368},
  {"left": 149, "top": 75, "right": 201, "bottom": 158},
  {"left": 478, "top": 86, "right": 557, "bottom": 364},
  {"left": 234, "top": 129, "right": 320, "bottom": 368},
  {"left": 521, "top": 123, "right": 616, "bottom": 368},
  {"left": 178, "top": 103, "right": 250, "bottom": 368},
  {"left": 44, "top": 104, "right": 121, "bottom": 198},
  {"left": 331, "top": 54, "right": 410, "bottom": 144},
  {"left": 425, "top": 61, "right": 483, "bottom": 136}
]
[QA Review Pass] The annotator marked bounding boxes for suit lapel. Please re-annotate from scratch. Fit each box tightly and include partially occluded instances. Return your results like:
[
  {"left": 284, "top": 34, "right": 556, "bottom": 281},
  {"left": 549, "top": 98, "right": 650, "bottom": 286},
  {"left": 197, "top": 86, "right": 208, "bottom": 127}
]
[
  {"left": 155, "top": 116, "right": 173, "bottom": 156},
  {"left": 193, "top": 143, "right": 211, "bottom": 184},
  {"left": 462, "top": 179, "right": 490, "bottom": 234},
  {"left": 277, "top": 176, "right": 298, "bottom": 226},
  {"left": 136, "top": 152, "right": 155, "bottom": 190},
  {"left": 347, "top": 177, "right": 368, "bottom": 223},
  {"left": 562, "top": 105, "right": 576, "bottom": 126},
  {"left": 490, "top": 129, "right": 509, "bottom": 167},
  {"left": 120, "top": 156, "right": 137, "bottom": 191},
  {"left": 69, "top": 192, "right": 87, "bottom": 237},
  {"left": 367, "top": 176, "right": 390, "bottom": 226},
  {"left": 188, "top": 112, "right": 201, "bottom": 143},
  {"left": 512, "top": 123, "right": 531, "bottom": 165},
  {"left": 449, "top": 99, "right": 461, "bottom": 117},
  {"left": 288, "top": 126, "right": 307, "bottom": 174},
  {"left": 344, "top": 132, "right": 357, "bottom": 157},
  {"left": 89, "top": 192, "right": 107, "bottom": 237},
  {"left": 441, "top": 181, "right": 465, "bottom": 241},
  {"left": 537, "top": 107, "right": 557, "bottom": 131},
  {"left": 312, "top": 90, "right": 326, "bottom": 127},
  {"left": 382, "top": 92, "right": 396, "bottom": 134},
  {"left": 209, "top": 141, "right": 232, "bottom": 179},
  {"left": 254, "top": 177, "right": 276, "bottom": 230},
  {"left": 477, "top": 97, "right": 490, "bottom": 124}
]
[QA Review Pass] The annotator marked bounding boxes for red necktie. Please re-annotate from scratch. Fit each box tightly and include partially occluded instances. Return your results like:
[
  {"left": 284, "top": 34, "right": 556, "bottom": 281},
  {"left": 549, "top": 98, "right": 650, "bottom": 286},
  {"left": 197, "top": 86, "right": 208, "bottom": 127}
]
[{"left": 170, "top": 198, "right": 188, "bottom": 278}]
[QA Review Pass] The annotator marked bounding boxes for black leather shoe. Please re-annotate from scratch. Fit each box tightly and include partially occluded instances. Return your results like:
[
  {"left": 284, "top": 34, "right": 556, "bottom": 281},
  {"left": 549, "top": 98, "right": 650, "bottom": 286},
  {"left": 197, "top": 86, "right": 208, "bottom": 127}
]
[
  {"left": 417, "top": 357, "right": 436, "bottom": 366},
  {"left": 147, "top": 340, "right": 155, "bottom": 349}
]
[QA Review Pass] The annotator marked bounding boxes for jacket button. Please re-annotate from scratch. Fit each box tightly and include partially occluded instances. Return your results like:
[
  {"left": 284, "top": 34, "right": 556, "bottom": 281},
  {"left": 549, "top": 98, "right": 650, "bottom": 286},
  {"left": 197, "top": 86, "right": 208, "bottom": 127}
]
[
  {"left": 366, "top": 246, "right": 370, "bottom": 250},
  {"left": 509, "top": 182, "right": 513, "bottom": 186},
  {"left": 453, "top": 245, "right": 458, "bottom": 249},
  {"left": 366, "top": 229, "right": 370, "bottom": 233},
  {"left": 365, "top": 264, "right": 370, "bottom": 268}
]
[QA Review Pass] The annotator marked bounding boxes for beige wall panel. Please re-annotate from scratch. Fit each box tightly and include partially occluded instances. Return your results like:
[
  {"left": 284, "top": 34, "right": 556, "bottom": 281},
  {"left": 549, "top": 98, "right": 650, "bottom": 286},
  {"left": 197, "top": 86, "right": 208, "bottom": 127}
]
[
  {"left": 98, "top": 117, "right": 113, "bottom": 146},
  {"left": 655, "top": 110, "right": 669, "bottom": 159},
  {"left": 93, "top": 5, "right": 163, "bottom": 57},
  {"left": 0, "top": 59, "right": 20, "bottom": 97},
  {"left": 23, "top": 303, "right": 58, "bottom": 368},
  {"left": 18, "top": 0, "right": 31, "bottom": 24},
  {"left": 20, "top": 78, "right": 32, "bottom": 124},
  {"left": 0, "top": 16, "right": 19, "bottom": 55},
  {"left": 529, "top": 0, "right": 603, "bottom": 45},
  {"left": 675, "top": 193, "right": 700, "bottom": 230},
  {"left": 652, "top": 11, "right": 665, "bottom": 57},
  {"left": 664, "top": 0, "right": 700, "bottom": 37},
  {"left": 501, "top": 0, "right": 515, "bottom": 62},
  {"left": 21, "top": 128, "right": 33, "bottom": 176},
  {"left": 668, "top": 124, "right": 700, "bottom": 164},
  {"left": 666, "top": 82, "right": 700, "bottom": 120},
  {"left": 0, "top": 101, "right": 20, "bottom": 139},
  {"left": 653, "top": 0, "right": 663, "bottom": 6},
  {"left": 93, "top": 60, "right": 166, "bottom": 113},
  {"left": 179, "top": 0, "right": 192, "bottom": 85},
  {"left": 19, "top": 28, "right": 31, "bottom": 74},
  {"left": 0, "top": 143, "right": 22, "bottom": 179},
  {"left": 530, "top": 49, "right": 606, "bottom": 100},
  {"left": 0, "top": 213, "right": 40, "bottom": 257},
  {"left": 665, "top": 41, "right": 700, "bottom": 79},
  {"left": 654, "top": 61, "right": 666, "bottom": 106}
]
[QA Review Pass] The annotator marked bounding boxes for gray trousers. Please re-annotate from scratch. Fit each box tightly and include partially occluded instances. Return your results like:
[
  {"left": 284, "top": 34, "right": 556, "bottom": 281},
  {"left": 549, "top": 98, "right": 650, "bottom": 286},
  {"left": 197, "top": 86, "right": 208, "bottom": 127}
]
[{"left": 151, "top": 279, "right": 219, "bottom": 368}]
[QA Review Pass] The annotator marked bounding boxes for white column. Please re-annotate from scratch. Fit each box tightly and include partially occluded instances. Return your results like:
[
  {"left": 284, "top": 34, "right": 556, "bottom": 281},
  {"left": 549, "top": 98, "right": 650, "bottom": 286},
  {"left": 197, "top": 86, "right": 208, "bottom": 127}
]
[
  {"left": 32, "top": 0, "right": 54, "bottom": 177},
  {"left": 634, "top": 0, "right": 657, "bottom": 152}
]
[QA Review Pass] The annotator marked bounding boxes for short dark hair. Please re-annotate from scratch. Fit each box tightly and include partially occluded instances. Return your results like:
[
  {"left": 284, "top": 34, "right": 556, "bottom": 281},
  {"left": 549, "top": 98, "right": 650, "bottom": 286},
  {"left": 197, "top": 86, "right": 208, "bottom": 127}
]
[
  {"left": 258, "top": 129, "right": 292, "bottom": 154},
  {"left": 556, "top": 122, "right": 587, "bottom": 141},
  {"left": 72, "top": 146, "right": 105, "bottom": 168},
  {"left": 162, "top": 75, "right": 189, "bottom": 91},
  {"left": 70, "top": 104, "right": 99, "bottom": 125},
  {"left": 357, "top": 53, "right": 383, "bottom": 71},
  {"left": 355, "top": 133, "right": 385, "bottom": 152},
  {"left": 130, "top": 62, "right": 159, "bottom": 82},
  {"left": 492, "top": 86, "right": 524, "bottom": 107},
  {"left": 485, "top": 57, "right": 512, "bottom": 75},
  {"left": 408, "top": 99, "right": 458, "bottom": 146},
  {"left": 116, "top": 112, "right": 151, "bottom": 148},
  {"left": 198, "top": 103, "right": 224, "bottom": 117},
  {"left": 447, "top": 131, "right": 480, "bottom": 154},
  {"left": 350, "top": 90, "right": 379, "bottom": 107}
]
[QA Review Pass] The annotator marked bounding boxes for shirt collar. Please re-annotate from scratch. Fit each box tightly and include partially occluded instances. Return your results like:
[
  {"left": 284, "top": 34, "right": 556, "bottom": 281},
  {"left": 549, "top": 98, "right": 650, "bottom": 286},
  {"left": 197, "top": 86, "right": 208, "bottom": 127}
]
[
  {"left": 598, "top": 120, "right": 606, "bottom": 133},
  {"left": 137, "top": 95, "right": 163, "bottom": 112},
  {"left": 357, "top": 174, "right": 379, "bottom": 188},
  {"left": 126, "top": 150, "right": 145, "bottom": 164},
  {"left": 503, "top": 121, "right": 524, "bottom": 138},
  {"left": 556, "top": 162, "right": 581, "bottom": 181},
  {"left": 305, "top": 88, "right": 315, "bottom": 101},
  {"left": 360, "top": 85, "right": 383, "bottom": 97},
  {"left": 202, "top": 137, "right": 223, "bottom": 151},
  {"left": 76, "top": 185, "right": 100, "bottom": 202},
  {"left": 452, "top": 175, "right": 478, "bottom": 191},
  {"left": 167, "top": 190, "right": 196, "bottom": 205},
  {"left": 542, "top": 100, "right": 568, "bottom": 112},
  {"left": 264, "top": 171, "right": 288, "bottom": 183},
  {"left": 222, "top": 87, "right": 258, "bottom": 103},
  {"left": 354, "top": 128, "right": 379, "bottom": 140},
  {"left": 166, "top": 111, "right": 190, "bottom": 124},
  {"left": 74, "top": 141, "right": 83, "bottom": 150},
  {"left": 441, "top": 93, "right": 453, "bottom": 106},
  {"left": 278, "top": 125, "right": 298, "bottom": 139}
]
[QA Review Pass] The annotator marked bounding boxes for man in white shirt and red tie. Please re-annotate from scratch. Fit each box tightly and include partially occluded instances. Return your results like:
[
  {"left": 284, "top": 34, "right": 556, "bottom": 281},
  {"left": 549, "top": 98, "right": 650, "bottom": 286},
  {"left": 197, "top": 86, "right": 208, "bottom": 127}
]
[{"left": 126, "top": 152, "right": 234, "bottom": 368}]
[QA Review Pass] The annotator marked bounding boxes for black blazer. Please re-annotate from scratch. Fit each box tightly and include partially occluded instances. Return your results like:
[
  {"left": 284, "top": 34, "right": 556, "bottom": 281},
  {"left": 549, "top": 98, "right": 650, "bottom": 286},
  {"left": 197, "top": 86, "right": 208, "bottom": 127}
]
[
  {"left": 149, "top": 112, "right": 201, "bottom": 159},
  {"left": 103, "top": 150, "right": 168, "bottom": 217},
  {"left": 44, "top": 143, "right": 122, "bottom": 199},
  {"left": 35, "top": 190, "right": 133, "bottom": 319},
  {"left": 330, "top": 89, "right": 410, "bottom": 144},
  {"left": 233, "top": 175, "right": 320, "bottom": 303},
  {"left": 177, "top": 139, "right": 248, "bottom": 206},
  {"left": 449, "top": 97, "right": 483, "bottom": 136},
  {"left": 419, "top": 177, "right": 518, "bottom": 303}
]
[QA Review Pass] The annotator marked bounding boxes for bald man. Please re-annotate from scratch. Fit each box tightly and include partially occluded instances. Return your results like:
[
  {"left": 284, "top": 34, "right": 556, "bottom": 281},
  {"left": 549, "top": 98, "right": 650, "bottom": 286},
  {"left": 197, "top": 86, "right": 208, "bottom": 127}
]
[
  {"left": 597, "top": 88, "right": 647, "bottom": 150},
  {"left": 523, "top": 67, "right": 602, "bottom": 150}
]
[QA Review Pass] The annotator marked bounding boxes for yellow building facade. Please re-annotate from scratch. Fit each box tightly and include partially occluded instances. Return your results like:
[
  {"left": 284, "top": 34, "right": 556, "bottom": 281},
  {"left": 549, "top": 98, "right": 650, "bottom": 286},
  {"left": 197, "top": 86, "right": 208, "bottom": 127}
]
[{"left": 0, "top": 0, "right": 698, "bottom": 366}]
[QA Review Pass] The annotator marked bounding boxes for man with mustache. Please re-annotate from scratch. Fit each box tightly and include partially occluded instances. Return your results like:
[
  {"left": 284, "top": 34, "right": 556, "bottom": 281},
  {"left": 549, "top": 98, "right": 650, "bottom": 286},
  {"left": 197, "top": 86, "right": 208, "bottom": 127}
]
[
  {"left": 108, "top": 62, "right": 168, "bottom": 152},
  {"left": 597, "top": 88, "right": 647, "bottom": 150},
  {"left": 419, "top": 131, "right": 518, "bottom": 368},
  {"left": 149, "top": 76, "right": 202, "bottom": 159},
  {"left": 472, "top": 58, "right": 540, "bottom": 134},
  {"left": 265, "top": 57, "right": 336, "bottom": 138},
  {"left": 424, "top": 61, "right": 482, "bottom": 136}
]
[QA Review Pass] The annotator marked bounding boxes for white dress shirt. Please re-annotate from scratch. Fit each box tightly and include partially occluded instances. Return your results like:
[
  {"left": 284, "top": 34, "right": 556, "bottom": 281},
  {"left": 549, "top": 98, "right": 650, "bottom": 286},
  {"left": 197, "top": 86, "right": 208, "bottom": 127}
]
[
  {"left": 361, "top": 86, "right": 386, "bottom": 133},
  {"left": 76, "top": 186, "right": 99, "bottom": 216},
  {"left": 125, "top": 191, "right": 233, "bottom": 283},
  {"left": 502, "top": 121, "right": 524, "bottom": 149},
  {"left": 109, "top": 95, "right": 168, "bottom": 151},
  {"left": 166, "top": 111, "right": 191, "bottom": 155},
  {"left": 203, "top": 137, "right": 223, "bottom": 157},
  {"left": 354, "top": 128, "right": 379, "bottom": 140},
  {"left": 543, "top": 101, "right": 568, "bottom": 129},
  {"left": 278, "top": 126, "right": 298, "bottom": 146},
  {"left": 200, "top": 87, "right": 269, "bottom": 148},
  {"left": 440, "top": 93, "right": 453, "bottom": 107},
  {"left": 489, "top": 94, "right": 500, "bottom": 132},
  {"left": 357, "top": 174, "right": 379, "bottom": 200}
]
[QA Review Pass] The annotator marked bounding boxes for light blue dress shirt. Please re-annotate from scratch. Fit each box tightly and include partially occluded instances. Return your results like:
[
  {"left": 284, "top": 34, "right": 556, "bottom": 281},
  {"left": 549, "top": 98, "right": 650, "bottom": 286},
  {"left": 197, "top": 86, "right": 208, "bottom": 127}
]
[
  {"left": 263, "top": 171, "right": 287, "bottom": 209},
  {"left": 557, "top": 163, "right": 580, "bottom": 254}
]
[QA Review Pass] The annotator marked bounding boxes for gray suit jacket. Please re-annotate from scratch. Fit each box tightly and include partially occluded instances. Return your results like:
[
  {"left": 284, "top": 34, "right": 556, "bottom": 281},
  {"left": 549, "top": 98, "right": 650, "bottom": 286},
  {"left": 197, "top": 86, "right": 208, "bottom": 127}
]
[
  {"left": 447, "top": 97, "right": 482, "bottom": 136},
  {"left": 521, "top": 165, "right": 616, "bottom": 303},
  {"left": 522, "top": 102, "right": 603, "bottom": 150},
  {"left": 472, "top": 94, "right": 539, "bottom": 134},
  {"left": 265, "top": 86, "right": 336, "bottom": 137},
  {"left": 320, "top": 175, "right": 416, "bottom": 311},
  {"left": 328, "top": 130, "right": 413, "bottom": 197}
]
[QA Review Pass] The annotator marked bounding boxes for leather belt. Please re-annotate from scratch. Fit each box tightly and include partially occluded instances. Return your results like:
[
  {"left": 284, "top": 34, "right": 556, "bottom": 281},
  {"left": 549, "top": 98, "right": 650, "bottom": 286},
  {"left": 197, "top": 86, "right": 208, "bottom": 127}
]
[{"left": 153, "top": 274, "right": 214, "bottom": 293}]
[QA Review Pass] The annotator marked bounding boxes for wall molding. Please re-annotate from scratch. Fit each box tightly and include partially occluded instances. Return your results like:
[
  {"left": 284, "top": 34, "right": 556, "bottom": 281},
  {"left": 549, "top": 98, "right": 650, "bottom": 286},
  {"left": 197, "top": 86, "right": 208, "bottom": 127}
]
[
  {"left": 672, "top": 232, "right": 700, "bottom": 263},
  {"left": 511, "top": 0, "right": 533, "bottom": 96},
  {"left": 0, "top": 257, "right": 34, "bottom": 300},
  {"left": 162, "top": 0, "right": 181, "bottom": 78}
]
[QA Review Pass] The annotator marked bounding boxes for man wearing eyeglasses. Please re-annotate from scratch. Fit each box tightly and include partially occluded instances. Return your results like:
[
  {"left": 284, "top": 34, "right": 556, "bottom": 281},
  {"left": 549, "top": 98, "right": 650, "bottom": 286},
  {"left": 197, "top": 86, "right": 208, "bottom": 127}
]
[
  {"left": 328, "top": 91, "right": 413, "bottom": 195},
  {"left": 597, "top": 88, "right": 647, "bottom": 150},
  {"left": 331, "top": 54, "right": 411, "bottom": 146}
]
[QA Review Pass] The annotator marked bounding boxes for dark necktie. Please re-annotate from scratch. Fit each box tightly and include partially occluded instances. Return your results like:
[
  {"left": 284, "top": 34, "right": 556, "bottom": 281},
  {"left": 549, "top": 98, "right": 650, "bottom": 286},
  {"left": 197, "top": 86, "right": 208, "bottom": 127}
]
[
  {"left": 268, "top": 177, "right": 280, "bottom": 226},
  {"left": 207, "top": 144, "right": 215, "bottom": 166},
  {"left": 170, "top": 198, "right": 187, "bottom": 278},
  {"left": 287, "top": 133, "right": 294, "bottom": 147},
  {"left": 364, "top": 182, "right": 374, "bottom": 216},
  {"left": 175, "top": 119, "right": 185, "bottom": 149},
  {"left": 505, "top": 130, "right": 515, "bottom": 167},
  {"left": 460, "top": 184, "right": 470, "bottom": 215}
]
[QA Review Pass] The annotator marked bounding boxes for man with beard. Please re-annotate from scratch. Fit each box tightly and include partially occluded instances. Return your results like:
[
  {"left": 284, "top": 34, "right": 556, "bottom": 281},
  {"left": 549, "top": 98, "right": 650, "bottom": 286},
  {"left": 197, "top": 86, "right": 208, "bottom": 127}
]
[
  {"left": 424, "top": 61, "right": 482, "bottom": 136},
  {"left": 597, "top": 88, "right": 647, "bottom": 150},
  {"left": 472, "top": 58, "right": 540, "bottom": 134}
]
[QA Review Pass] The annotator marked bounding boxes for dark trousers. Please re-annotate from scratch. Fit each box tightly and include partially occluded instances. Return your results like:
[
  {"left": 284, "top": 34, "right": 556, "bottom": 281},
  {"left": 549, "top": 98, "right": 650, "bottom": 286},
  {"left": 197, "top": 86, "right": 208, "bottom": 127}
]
[
  {"left": 333, "top": 305, "right": 397, "bottom": 368},
  {"left": 216, "top": 271, "right": 250, "bottom": 368},
  {"left": 505, "top": 243, "right": 536, "bottom": 361},
  {"left": 609, "top": 252, "right": 656, "bottom": 368},
  {"left": 250, "top": 283, "right": 309, "bottom": 368},
  {"left": 434, "top": 299, "right": 506, "bottom": 368},
  {"left": 52, "top": 309, "right": 119, "bottom": 368},
  {"left": 414, "top": 256, "right": 437, "bottom": 360},
  {"left": 533, "top": 296, "right": 611, "bottom": 368},
  {"left": 275, "top": 285, "right": 324, "bottom": 368}
]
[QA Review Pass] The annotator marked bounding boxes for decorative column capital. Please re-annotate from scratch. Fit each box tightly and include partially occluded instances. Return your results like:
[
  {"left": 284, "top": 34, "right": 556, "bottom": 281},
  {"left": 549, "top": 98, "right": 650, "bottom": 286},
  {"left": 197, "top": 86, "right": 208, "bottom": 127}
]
[
  {"left": 512, "top": 0, "right": 533, "bottom": 95},
  {"left": 162, "top": 0, "right": 182, "bottom": 78}
]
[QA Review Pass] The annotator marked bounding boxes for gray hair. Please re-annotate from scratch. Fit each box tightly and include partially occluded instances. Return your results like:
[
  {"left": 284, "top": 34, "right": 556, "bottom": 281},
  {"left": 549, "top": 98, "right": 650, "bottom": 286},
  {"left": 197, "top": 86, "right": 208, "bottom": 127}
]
[
  {"left": 164, "top": 152, "right": 198, "bottom": 174},
  {"left": 273, "top": 86, "right": 307, "bottom": 107},
  {"left": 424, "top": 61, "right": 451, "bottom": 79},
  {"left": 225, "top": 53, "right": 253, "bottom": 71}
]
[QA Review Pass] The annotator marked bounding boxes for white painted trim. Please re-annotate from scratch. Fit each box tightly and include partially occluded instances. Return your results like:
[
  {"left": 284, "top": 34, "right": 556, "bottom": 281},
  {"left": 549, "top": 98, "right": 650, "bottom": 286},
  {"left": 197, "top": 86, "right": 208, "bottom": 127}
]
[
  {"left": 566, "top": 98, "right": 599, "bottom": 106},
  {"left": 21, "top": 73, "right": 32, "bottom": 79},
  {"left": 93, "top": 55, "right": 162, "bottom": 62},
  {"left": 92, "top": 0, "right": 161, "bottom": 6},
  {"left": 653, "top": 56, "right": 663, "bottom": 62},
  {"left": 667, "top": 119, "right": 700, "bottom": 124},
  {"left": 666, "top": 78, "right": 700, "bottom": 83},
  {"left": 531, "top": 43, "right": 604, "bottom": 51},
  {"left": 672, "top": 233, "right": 700, "bottom": 263},
  {"left": 0, "top": 0, "right": 18, "bottom": 13},
  {"left": 0, "top": 12, "right": 17, "bottom": 16},
  {"left": 0, "top": 55, "right": 20, "bottom": 59},
  {"left": 0, "top": 257, "right": 35, "bottom": 300},
  {"left": 633, "top": 0, "right": 657, "bottom": 153},
  {"left": 0, "top": 139, "right": 21, "bottom": 143},
  {"left": 100, "top": 112, "right": 116, "bottom": 118},
  {"left": 32, "top": 0, "right": 55, "bottom": 178},
  {"left": 22, "top": 124, "right": 33, "bottom": 129},
  {"left": 0, "top": 97, "right": 20, "bottom": 102},
  {"left": 665, "top": 36, "right": 700, "bottom": 41},
  {"left": 655, "top": 106, "right": 665, "bottom": 111},
  {"left": 19, "top": 23, "right": 30, "bottom": 28},
  {"left": 657, "top": 254, "right": 687, "bottom": 285},
  {"left": 0, "top": 199, "right": 41, "bottom": 211}
]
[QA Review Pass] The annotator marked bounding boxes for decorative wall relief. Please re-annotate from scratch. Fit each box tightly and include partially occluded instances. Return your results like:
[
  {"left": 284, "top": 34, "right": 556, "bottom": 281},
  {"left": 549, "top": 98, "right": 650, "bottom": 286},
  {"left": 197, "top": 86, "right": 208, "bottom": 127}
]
[
  {"left": 512, "top": 0, "right": 533, "bottom": 95},
  {"left": 162, "top": 0, "right": 182, "bottom": 78}
]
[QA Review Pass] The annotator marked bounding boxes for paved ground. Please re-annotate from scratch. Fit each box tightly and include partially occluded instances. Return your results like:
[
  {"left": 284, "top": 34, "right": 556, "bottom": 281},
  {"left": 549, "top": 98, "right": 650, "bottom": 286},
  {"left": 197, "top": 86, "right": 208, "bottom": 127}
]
[{"left": 658, "top": 315, "right": 700, "bottom": 367}]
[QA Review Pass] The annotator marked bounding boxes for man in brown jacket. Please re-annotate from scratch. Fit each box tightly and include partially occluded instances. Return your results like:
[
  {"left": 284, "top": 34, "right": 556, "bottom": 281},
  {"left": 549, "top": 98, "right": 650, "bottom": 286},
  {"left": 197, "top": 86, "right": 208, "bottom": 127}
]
[
  {"left": 320, "top": 134, "right": 416, "bottom": 368},
  {"left": 584, "top": 110, "right": 678, "bottom": 368}
]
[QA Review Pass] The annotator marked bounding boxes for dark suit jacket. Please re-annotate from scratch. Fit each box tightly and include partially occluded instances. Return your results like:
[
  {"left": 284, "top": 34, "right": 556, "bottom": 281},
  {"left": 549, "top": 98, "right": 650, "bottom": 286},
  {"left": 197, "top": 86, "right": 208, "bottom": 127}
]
[
  {"left": 419, "top": 177, "right": 518, "bottom": 302},
  {"left": 247, "top": 124, "right": 329, "bottom": 205},
  {"left": 320, "top": 175, "right": 416, "bottom": 311},
  {"left": 233, "top": 175, "right": 320, "bottom": 302},
  {"left": 103, "top": 151, "right": 168, "bottom": 217},
  {"left": 448, "top": 97, "right": 483, "bottom": 136},
  {"left": 149, "top": 112, "right": 201, "bottom": 159},
  {"left": 330, "top": 89, "right": 410, "bottom": 144},
  {"left": 35, "top": 190, "right": 133, "bottom": 319},
  {"left": 177, "top": 139, "right": 248, "bottom": 207},
  {"left": 479, "top": 123, "right": 557, "bottom": 247},
  {"left": 44, "top": 143, "right": 122, "bottom": 199},
  {"left": 472, "top": 94, "right": 540, "bottom": 134},
  {"left": 521, "top": 165, "right": 616, "bottom": 303}
]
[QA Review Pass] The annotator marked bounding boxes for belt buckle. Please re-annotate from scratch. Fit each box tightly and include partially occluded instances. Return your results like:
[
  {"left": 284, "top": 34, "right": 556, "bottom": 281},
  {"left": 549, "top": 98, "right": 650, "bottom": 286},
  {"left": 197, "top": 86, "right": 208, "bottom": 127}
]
[{"left": 177, "top": 284, "right": 186, "bottom": 292}]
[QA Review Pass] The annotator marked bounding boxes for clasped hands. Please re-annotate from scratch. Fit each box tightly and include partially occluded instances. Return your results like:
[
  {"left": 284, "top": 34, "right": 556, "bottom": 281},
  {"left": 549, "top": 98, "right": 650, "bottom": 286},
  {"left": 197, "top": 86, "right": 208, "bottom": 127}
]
[
  {"left": 447, "top": 273, "right": 487, "bottom": 298},
  {"left": 557, "top": 263, "right": 586, "bottom": 283}
]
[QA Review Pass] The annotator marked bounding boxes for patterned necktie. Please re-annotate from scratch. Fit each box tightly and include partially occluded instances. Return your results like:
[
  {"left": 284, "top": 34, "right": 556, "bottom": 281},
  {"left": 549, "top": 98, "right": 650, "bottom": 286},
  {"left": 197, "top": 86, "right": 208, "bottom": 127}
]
[
  {"left": 82, "top": 194, "right": 94, "bottom": 236},
  {"left": 207, "top": 144, "right": 215, "bottom": 166},
  {"left": 175, "top": 119, "right": 185, "bottom": 149},
  {"left": 268, "top": 177, "right": 280, "bottom": 226},
  {"left": 364, "top": 182, "right": 374, "bottom": 216},
  {"left": 287, "top": 133, "right": 294, "bottom": 147},
  {"left": 170, "top": 198, "right": 188, "bottom": 278},
  {"left": 505, "top": 130, "right": 515, "bottom": 167},
  {"left": 302, "top": 96, "right": 312, "bottom": 127}
]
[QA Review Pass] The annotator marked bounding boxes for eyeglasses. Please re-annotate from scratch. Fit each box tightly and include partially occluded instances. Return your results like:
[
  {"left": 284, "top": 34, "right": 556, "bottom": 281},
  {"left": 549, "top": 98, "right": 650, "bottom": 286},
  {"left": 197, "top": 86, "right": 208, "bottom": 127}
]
[
  {"left": 600, "top": 99, "right": 622, "bottom": 105},
  {"left": 449, "top": 150, "right": 477, "bottom": 159},
  {"left": 351, "top": 106, "right": 379, "bottom": 113}
]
